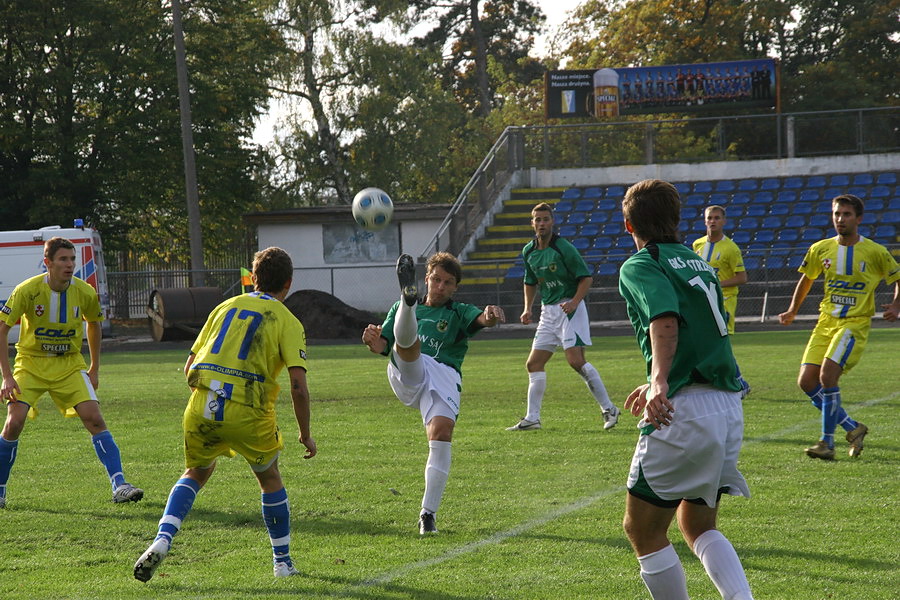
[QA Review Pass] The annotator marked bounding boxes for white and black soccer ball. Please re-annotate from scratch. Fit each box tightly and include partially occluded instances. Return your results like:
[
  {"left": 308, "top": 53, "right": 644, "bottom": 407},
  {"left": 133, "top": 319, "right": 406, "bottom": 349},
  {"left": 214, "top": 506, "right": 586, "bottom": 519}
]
[{"left": 351, "top": 187, "right": 394, "bottom": 232}]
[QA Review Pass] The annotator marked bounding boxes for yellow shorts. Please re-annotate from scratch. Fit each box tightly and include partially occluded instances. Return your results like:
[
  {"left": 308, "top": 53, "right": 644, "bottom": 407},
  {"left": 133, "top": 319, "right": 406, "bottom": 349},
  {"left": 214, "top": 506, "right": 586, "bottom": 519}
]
[
  {"left": 723, "top": 295, "right": 738, "bottom": 335},
  {"left": 182, "top": 387, "right": 284, "bottom": 471},
  {"left": 801, "top": 315, "right": 870, "bottom": 373},
  {"left": 4, "top": 354, "right": 96, "bottom": 419}
]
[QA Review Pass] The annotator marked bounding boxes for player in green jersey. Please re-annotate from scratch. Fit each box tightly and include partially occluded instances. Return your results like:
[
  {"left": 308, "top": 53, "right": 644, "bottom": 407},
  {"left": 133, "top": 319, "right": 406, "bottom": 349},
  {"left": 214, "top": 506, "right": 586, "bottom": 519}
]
[
  {"left": 779, "top": 194, "right": 900, "bottom": 460},
  {"left": 0, "top": 237, "right": 142, "bottom": 509},
  {"left": 134, "top": 247, "right": 316, "bottom": 582},
  {"left": 362, "top": 252, "right": 505, "bottom": 534},
  {"left": 618, "top": 179, "right": 754, "bottom": 600},
  {"left": 506, "top": 202, "right": 619, "bottom": 432}
]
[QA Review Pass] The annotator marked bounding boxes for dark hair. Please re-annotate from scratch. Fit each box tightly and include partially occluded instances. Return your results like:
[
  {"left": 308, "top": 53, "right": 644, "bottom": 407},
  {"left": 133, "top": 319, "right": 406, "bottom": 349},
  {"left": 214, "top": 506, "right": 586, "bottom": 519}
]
[
  {"left": 426, "top": 251, "right": 462, "bottom": 284},
  {"left": 622, "top": 179, "right": 681, "bottom": 243},
  {"left": 44, "top": 237, "right": 75, "bottom": 260},
  {"left": 531, "top": 202, "right": 554, "bottom": 218},
  {"left": 252, "top": 247, "right": 293, "bottom": 293},
  {"left": 832, "top": 194, "right": 864, "bottom": 217}
]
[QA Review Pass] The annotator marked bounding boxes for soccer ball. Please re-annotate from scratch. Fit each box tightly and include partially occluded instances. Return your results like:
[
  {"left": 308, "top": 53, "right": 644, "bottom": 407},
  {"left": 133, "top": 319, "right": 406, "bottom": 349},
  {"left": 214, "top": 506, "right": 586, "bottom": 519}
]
[{"left": 352, "top": 187, "right": 394, "bottom": 232}]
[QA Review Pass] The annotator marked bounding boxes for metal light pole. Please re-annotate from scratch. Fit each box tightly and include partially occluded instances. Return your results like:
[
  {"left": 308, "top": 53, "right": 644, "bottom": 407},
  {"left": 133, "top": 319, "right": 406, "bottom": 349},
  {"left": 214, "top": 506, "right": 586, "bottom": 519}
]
[{"left": 172, "top": 0, "right": 205, "bottom": 286}]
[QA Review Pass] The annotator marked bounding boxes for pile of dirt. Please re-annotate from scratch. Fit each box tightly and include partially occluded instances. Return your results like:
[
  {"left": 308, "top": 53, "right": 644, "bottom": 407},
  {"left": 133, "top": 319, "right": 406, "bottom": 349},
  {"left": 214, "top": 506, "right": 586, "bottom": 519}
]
[{"left": 284, "top": 289, "right": 381, "bottom": 340}]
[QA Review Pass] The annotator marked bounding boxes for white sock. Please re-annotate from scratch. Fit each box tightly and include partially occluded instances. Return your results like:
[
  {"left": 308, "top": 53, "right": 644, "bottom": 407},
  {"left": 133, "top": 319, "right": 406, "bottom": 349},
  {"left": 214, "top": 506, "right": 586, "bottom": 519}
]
[
  {"left": 693, "top": 529, "right": 754, "bottom": 600},
  {"left": 579, "top": 363, "right": 614, "bottom": 411},
  {"left": 422, "top": 440, "right": 451, "bottom": 514},
  {"left": 525, "top": 371, "right": 547, "bottom": 422},
  {"left": 394, "top": 298, "right": 418, "bottom": 348},
  {"left": 638, "top": 544, "right": 689, "bottom": 600}
]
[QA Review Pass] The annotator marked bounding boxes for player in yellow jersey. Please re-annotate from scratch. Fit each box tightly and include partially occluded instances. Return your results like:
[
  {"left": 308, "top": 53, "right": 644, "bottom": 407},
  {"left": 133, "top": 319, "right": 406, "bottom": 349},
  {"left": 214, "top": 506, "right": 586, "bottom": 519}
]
[
  {"left": 779, "top": 195, "right": 900, "bottom": 460},
  {"left": 0, "top": 237, "right": 143, "bottom": 509},
  {"left": 134, "top": 247, "right": 316, "bottom": 582}
]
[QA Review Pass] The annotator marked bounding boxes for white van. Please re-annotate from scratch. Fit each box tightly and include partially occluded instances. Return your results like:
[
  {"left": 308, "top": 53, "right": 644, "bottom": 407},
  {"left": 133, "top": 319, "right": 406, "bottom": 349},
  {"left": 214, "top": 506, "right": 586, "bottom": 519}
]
[{"left": 0, "top": 222, "right": 112, "bottom": 343}]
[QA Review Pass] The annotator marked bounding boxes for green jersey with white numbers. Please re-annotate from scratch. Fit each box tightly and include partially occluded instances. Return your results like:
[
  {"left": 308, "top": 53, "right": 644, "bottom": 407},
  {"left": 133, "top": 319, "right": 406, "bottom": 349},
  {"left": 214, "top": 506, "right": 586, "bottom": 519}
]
[
  {"left": 380, "top": 299, "right": 484, "bottom": 374},
  {"left": 618, "top": 242, "right": 740, "bottom": 396},
  {"left": 522, "top": 235, "right": 592, "bottom": 305}
]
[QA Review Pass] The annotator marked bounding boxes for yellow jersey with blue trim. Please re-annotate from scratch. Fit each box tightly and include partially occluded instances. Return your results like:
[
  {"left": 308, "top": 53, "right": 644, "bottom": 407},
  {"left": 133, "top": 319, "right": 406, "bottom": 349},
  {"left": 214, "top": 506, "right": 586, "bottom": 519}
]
[
  {"left": 0, "top": 274, "right": 103, "bottom": 357},
  {"left": 799, "top": 236, "right": 900, "bottom": 318},
  {"left": 187, "top": 291, "right": 307, "bottom": 413},
  {"left": 692, "top": 235, "right": 745, "bottom": 300}
]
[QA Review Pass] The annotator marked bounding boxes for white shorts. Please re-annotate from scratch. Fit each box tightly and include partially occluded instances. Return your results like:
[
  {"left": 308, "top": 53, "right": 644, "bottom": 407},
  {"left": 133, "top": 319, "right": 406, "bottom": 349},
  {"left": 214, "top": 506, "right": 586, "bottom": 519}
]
[
  {"left": 627, "top": 385, "right": 750, "bottom": 508},
  {"left": 532, "top": 300, "right": 592, "bottom": 352},
  {"left": 387, "top": 353, "right": 460, "bottom": 425}
]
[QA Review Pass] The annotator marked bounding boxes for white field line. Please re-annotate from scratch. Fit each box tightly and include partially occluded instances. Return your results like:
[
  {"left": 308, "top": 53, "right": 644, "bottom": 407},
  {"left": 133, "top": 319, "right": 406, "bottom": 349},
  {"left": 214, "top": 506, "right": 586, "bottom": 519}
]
[{"left": 349, "top": 393, "right": 898, "bottom": 592}]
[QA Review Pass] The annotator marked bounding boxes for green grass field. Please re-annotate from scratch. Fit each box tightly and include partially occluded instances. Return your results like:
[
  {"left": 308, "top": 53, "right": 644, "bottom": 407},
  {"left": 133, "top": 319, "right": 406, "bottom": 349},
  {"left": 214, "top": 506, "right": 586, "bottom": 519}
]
[{"left": 1, "top": 328, "right": 898, "bottom": 599}]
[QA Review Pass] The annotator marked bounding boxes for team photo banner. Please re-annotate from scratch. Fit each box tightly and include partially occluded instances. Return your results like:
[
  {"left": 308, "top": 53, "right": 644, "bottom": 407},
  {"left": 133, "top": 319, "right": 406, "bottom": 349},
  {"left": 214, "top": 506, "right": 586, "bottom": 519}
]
[{"left": 545, "top": 58, "right": 777, "bottom": 119}]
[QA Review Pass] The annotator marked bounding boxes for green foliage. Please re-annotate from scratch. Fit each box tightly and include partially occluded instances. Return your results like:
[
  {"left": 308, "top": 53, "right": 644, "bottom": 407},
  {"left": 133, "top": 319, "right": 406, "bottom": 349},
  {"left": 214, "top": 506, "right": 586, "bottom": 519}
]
[{"left": 1, "top": 329, "right": 898, "bottom": 598}]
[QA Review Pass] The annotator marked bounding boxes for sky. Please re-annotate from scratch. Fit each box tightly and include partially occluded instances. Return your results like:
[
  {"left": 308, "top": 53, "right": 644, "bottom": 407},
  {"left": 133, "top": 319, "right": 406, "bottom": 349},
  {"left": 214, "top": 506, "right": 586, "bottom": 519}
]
[{"left": 251, "top": 0, "right": 584, "bottom": 145}]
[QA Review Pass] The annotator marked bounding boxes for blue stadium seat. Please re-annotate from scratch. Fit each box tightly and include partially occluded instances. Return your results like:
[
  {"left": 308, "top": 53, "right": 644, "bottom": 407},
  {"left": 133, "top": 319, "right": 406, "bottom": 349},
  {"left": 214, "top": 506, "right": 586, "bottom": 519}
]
[
  {"left": 870, "top": 185, "right": 891, "bottom": 198},
  {"left": 743, "top": 256, "right": 761, "bottom": 270},
  {"left": 561, "top": 188, "right": 582, "bottom": 200},
  {"left": 760, "top": 178, "right": 780, "bottom": 190},
  {"left": 715, "top": 180, "right": 736, "bottom": 192},
  {"left": 685, "top": 194, "right": 706, "bottom": 207},
  {"left": 777, "top": 229, "right": 799, "bottom": 242},
  {"left": 847, "top": 186, "right": 868, "bottom": 198},
  {"left": 597, "top": 198, "right": 617, "bottom": 211},
  {"left": 787, "top": 253, "right": 806, "bottom": 268},
  {"left": 572, "top": 237, "right": 590, "bottom": 250},
  {"left": 829, "top": 174, "right": 850, "bottom": 186},
  {"left": 876, "top": 172, "right": 897, "bottom": 185},
  {"left": 616, "top": 235, "right": 633, "bottom": 249},
  {"left": 674, "top": 182, "right": 691, "bottom": 195},
  {"left": 589, "top": 211, "right": 609, "bottom": 224},
  {"left": 766, "top": 255, "right": 786, "bottom": 269},
  {"left": 852, "top": 173, "right": 874, "bottom": 186},
  {"left": 761, "top": 216, "right": 782, "bottom": 229},
  {"left": 883, "top": 211, "right": 900, "bottom": 224},
  {"left": 753, "top": 191, "right": 773, "bottom": 204},
  {"left": 596, "top": 263, "right": 619, "bottom": 277},
  {"left": 806, "top": 175, "right": 826, "bottom": 188},
  {"left": 506, "top": 265, "right": 525, "bottom": 278},
  {"left": 611, "top": 209, "right": 624, "bottom": 222},
  {"left": 580, "top": 223, "right": 600, "bottom": 237},
  {"left": 709, "top": 193, "right": 730, "bottom": 205},
  {"left": 823, "top": 187, "right": 844, "bottom": 200},
  {"left": 681, "top": 207, "right": 699, "bottom": 220},
  {"left": 890, "top": 197, "right": 900, "bottom": 210},
  {"left": 799, "top": 189, "right": 821, "bottom": 202},
  {"left": 874, "top": 225, "right": 896, "bottom": 240},
  {"left": 745, "top": 205, "right": 766, "bottom": 217},
  {"left": 737, "top": 179, "right": 758, "bottom": 191},
  {"left": 558, "top": 225, "right": 578, "bottom": 237},
  {"left": 566, "top": 212, "right": 586, "bottom": 225},
  {"left": 791, "top": 203, "right": 813, "bottom": 215},
  {"left": 738, "top": 217, "right": 760, "bottom": 229},
  {"left": 605, "top": 185, "right": 625, "bottom": 198},
  {"left": 770, "top": 244, "right": 791, "bottom": 254},
  {"left": 783, "top": 177, "right": 804, "bottom": 189},
  {"left": 777, "top": 191, "right": 797, "bottom": 203},
  {"left": 866, "top": 198, "right": 885, "bottom": 212},
  {"left": 769, "top": 203, "right": 789, "bottom": 216},
  {"left": 801, "top": 228, "right": 824, "bottom": 241},
  {"left": 678, "top": 220, "right": 690, "bottom": 233},
  {"left": 575, "top": 199, "right": 595, "bottom": 212},
  {"left": 582, "top": 187, "right": 602, "bottom": 199},
  {"left": 731, "top": 192, "right": 751, "bottom": 205},
  {"left": 727, "top": 206, "right": 745, "bottom": 218},
  {"left": 693, "top": 181, "right": 713, "bottom": 193},
  {"left": 754, "top": 230, "right": 775, "bottom": 243},
  {"left": 554, "top": 200, "right": 573, "bottom": 213},
  {"left": 809, "top": 214, "right": 831, "bottom": 227},
  {"left": 592, "top": 236, "right": 612, "bottom": 250},
  {"left": 815, "top": 201, "right": 833, "bottom": 214},
  {"left": 602, "top": 222, "right": 623, "bottom": 235},
  {"left": 731, "top": 231, "right": 751, "bottom": 244},
  {"left": 785, "top": 215, "right": 806, "bottom": 229}
]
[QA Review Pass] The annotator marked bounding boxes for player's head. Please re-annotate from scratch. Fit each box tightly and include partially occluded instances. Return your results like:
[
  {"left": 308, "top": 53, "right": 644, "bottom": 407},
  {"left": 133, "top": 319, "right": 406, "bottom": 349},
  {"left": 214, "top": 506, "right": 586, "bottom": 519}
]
[
  {"left": 704, "top": 205, "right": 726, "bottom": 236},
  {"left": 252, "top": 246, "right": 293, "bottom": 294},
  {"left": 425, "top": 252, "right": 461, "bottom": 305},
  {"left": 622, "top": 179, "right": 681, "bottom": 244},
  {"left": 831, "top": 194, "right": 864, "bottom": 237},
  {"left": 43, "top": 237, "right": 77, "bottom": 283},
  {"left": 531, "top": 202, "right": 554, "bottom": 237},
  {"left": 44, "top": 237, "right": 75, "bottom": 261}
]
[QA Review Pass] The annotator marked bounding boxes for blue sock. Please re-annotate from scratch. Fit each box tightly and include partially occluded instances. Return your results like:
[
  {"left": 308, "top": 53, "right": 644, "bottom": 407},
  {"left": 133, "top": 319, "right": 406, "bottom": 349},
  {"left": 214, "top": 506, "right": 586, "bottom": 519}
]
[
  {"left": 821, "top": 388, "right": 841, "bottom": 448},
  {"left": 0, "top": 436, "right": 19, "bottom": 498},
  {"left": 91, "top": 430, "right": 126, "bottom": 490},
  {"left": 807, "top": 385, "right": 857, "bottom": 432},
  {"left": 262, "top": 487, "right": 291, "bottom": 563},
  {"left": 156, "top": 477, "right": 202, "bottom": 546}
]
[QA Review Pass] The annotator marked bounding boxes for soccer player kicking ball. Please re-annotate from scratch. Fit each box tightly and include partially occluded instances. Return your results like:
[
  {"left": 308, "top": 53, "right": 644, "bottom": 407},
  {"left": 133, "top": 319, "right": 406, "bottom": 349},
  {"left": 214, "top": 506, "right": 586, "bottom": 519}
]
[
  {"left": 133, "top": 247, "right": 316, "bottom": 582},
  {"left": 0, "top": 237, "right": 142, "bottom": 509},
  {"left": 362, "top": 253, "right": 504, "bottom": 534},
  {"left": 779, "top": 194, "right": 899, "bottom": 460},
  {"left": 618, "top": 180, "right": 754, "bottom": 600}
]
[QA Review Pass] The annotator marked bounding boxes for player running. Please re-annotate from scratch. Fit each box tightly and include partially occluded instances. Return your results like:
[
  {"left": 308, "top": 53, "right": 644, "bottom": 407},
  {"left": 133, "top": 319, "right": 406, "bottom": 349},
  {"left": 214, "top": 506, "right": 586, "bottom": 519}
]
[
  {"left": 779, "top": 194, "right": 899, "bottom": 459},
  {"left": 134, "top": 247, "right": 316, "bottom": 581},
  {"left": 362, "top": 252, "right": 505, "bottom": 534},
  {"left": 0, "top": 237, "right": 142, "bottom": 509}
]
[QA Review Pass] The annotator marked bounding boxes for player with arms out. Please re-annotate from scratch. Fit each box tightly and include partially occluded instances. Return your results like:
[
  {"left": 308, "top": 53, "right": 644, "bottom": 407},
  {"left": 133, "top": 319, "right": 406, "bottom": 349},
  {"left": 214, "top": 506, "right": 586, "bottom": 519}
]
[
  {"left": 506, "top": 202, "right": 619, "bottom": 432},
  {"left": 618, "top": 180, "right": 754, "bottom": 600},
  {"left": 779, "top": 194, "right": 899, "bottom": 460},
  {"left": 0, "top": 237, "right": 142, "bottom": 509},
  {"left": 133, "top": 247, "right": 317, "bottom": 581},
  {"left": 362, "top": 253, "right": 505, "bottom": 534}
]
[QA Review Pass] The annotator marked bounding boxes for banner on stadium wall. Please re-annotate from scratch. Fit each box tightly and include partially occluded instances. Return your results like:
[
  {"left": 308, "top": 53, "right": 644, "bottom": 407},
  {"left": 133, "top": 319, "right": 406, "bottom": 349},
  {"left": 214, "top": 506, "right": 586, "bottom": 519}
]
[{"left": 544, "top": 58, "right": 777, "bottom": 119}]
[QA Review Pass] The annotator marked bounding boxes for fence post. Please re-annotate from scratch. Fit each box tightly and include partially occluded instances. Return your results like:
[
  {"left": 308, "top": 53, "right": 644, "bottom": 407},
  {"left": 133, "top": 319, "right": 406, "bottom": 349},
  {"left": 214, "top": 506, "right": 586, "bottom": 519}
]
[
  {"left": 643, "top": 123, "right": 655, "bottom": 164},
  {"left": 786, "top": 116, "right": 796, "bottom": 158}
]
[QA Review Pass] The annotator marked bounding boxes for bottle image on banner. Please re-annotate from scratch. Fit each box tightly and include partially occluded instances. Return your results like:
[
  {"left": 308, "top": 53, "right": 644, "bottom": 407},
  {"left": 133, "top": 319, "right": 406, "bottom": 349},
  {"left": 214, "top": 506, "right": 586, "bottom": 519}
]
[
  {"left": 561, "top": 89, "right": 576, "bottom": 114},
  {"left": 593, "top": 68, "right": 620, "bottom": 117}
]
